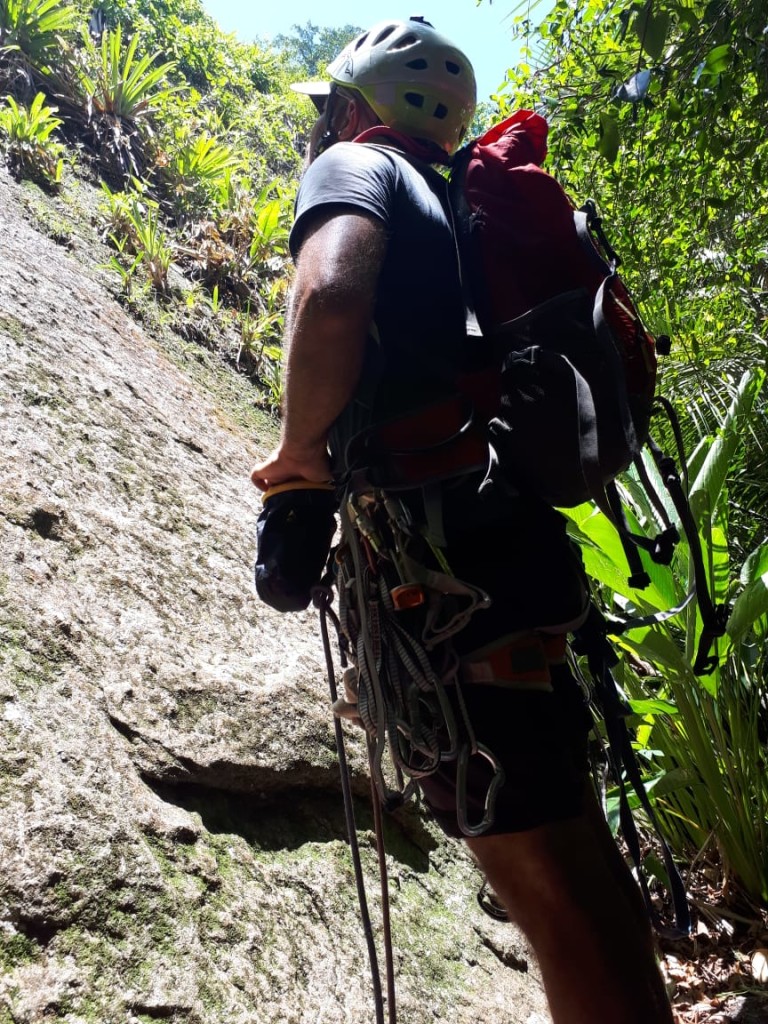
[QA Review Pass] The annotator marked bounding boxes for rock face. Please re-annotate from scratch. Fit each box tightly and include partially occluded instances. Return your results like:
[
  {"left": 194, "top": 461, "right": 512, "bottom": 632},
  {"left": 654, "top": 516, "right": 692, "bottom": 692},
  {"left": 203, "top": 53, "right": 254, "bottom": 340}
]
[{"left": 0, "top": 168, "right": 551, "bottom": 1024}]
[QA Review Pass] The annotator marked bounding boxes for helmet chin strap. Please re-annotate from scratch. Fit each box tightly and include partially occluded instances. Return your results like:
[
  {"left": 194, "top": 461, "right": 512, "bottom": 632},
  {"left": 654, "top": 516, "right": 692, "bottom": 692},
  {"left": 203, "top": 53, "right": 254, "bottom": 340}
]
[{"left": 313, "top": 84, "right": 340, "bottom": 159}]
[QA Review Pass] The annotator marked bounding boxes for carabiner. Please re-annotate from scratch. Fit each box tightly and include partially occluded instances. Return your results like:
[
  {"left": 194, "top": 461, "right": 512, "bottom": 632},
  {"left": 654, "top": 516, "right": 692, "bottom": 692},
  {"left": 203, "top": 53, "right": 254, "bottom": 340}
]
[{"left": 455, "top": 741, "right": 506, "bottom": 838}]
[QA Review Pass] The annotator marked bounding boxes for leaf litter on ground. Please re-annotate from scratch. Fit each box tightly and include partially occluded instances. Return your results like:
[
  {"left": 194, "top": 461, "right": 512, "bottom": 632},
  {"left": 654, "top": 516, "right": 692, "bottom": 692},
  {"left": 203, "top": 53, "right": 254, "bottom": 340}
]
[{"left": 656, "top": 861, "right": 768, "bottom": 1024}]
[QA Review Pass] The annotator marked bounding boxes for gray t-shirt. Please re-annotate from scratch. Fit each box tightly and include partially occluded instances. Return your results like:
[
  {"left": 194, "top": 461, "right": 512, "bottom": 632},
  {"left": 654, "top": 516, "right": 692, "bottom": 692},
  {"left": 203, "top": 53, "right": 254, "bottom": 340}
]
[{"left": 291, "top": 141, "right": 467, "bottom": 427}]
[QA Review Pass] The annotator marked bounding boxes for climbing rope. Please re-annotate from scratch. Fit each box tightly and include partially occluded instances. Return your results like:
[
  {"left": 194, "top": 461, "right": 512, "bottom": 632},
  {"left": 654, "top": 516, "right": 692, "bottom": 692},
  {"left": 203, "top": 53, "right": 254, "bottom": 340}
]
[{"left": 313, "top": 585, "right": 391, "bottom": 1024}]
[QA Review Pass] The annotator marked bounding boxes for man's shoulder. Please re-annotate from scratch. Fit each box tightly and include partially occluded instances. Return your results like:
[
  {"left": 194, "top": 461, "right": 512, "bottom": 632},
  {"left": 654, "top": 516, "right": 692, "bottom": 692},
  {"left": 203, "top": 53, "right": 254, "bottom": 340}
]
[
  {"left": 292, "top": 143, "right": 400, "bottom": 257},
  {"left": 297, "top": 142, "right": 400, "bottom": 203},
  {"left": 312, "top": 141, "right": 439, "bottom": 184},
  {"left": 314, "top": 140, "right": 399, "bottom": 173}
]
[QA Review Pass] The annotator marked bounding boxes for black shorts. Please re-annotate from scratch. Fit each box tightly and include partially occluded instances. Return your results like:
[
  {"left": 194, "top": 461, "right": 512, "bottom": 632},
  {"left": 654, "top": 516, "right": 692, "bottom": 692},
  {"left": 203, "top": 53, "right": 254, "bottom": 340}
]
[{"left": 416, "top": 664, "right": 593, "bottom": 838}]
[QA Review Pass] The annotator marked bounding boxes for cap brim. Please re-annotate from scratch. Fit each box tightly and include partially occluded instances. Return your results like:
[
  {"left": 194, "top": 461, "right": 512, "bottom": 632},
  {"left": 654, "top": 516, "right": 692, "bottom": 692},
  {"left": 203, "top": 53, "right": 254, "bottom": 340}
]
[{"left": 290, "top": 80, "right": 332, "bottom": 112}]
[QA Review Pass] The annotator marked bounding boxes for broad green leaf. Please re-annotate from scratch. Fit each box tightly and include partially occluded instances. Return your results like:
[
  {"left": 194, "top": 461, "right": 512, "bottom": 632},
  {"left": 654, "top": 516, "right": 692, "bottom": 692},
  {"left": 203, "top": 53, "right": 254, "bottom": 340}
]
[
  {"left": 740, "top": 542, "right": 768, "bottom": 586},
  {"left": 561, "top": 502, "right": 595, "bottom": 530},
  {"left": 605, "top": 795, "right": 621, "bottom": 836},
  {"left": 634, "top": 4, "right": 670, "bottom": 60},
  {"left": 597, "top": 112, "right": 619, "bottom": 163},
  {"left": 649, "top": 766, "right": 700, "bottom": 798},
  {"left": 675, "top": 6, "right": 700, "bottom": 32},
  {"left": 563, "top": 504, "right": 623, "bottom": 559},
  {"left": 704, "top": 44, "right": 731, "bottom": 75},
  {"left": 621, "top": 627, "right": 690, "bottom": 675},
  {"left": 686, "top": 437, "right": 710, "bottom": 489},
  {"left": 667, "top": 95, "right": 683, "bottom": 120},
  {"left": 564, "top": 500, "right": 681, "bottom": 611},
  {"left": 690, "top": 370, "right": 762, "bottom": 522},
  {"left": 628, "top": 697, "right": 678, "bottom": 716},
  {"left": 580, "top": 541, "right": 637, "bottom": 597},
  {"left": 727, "top": 572, "right": 768, "bottom": 644},
  {"left": 642, "top": 852, "right": 670, "bottom": 889},
  {"left": 564, "top": 507, "right": 648, "bottom": 599},
  {"left": 708, "top": 513, "right": 730, "bottom": 606},
  {"left": 256, "top": 199, "right": 280, "bottom": 239}
]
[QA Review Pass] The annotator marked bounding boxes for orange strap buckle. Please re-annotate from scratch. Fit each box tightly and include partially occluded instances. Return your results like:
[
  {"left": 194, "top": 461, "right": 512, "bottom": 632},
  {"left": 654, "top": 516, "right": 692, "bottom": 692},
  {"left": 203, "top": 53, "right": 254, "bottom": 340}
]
[{"left": 463, "top": 632, "right": 568, "bottom": 687}]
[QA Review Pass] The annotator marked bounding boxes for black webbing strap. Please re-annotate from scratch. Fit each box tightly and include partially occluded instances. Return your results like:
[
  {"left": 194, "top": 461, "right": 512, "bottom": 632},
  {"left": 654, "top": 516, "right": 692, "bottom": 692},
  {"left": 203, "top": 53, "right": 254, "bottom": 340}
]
[
  {"left": 606, "top": 474, "right": 680, "bottom": 572},
  {"left": 575, "top": 205, "right": 640, "bottom": 472},
  {"left": 605, "top": 480, "right": 651, "bottom": 589},
  {"left": 446, "top": 143, "right": 485, "bottom": 338},
  {"left": 654, "top": 395, "right": 691, "bottom": 492},
  {"left": 575, "top": 605, "right": 691, "bottom": 938},
  {"left": 606, "top": 588, "right": 697, "bottom": 635},
  {"left": 580, "top": 199, "right": 622, "bottom": 268}
]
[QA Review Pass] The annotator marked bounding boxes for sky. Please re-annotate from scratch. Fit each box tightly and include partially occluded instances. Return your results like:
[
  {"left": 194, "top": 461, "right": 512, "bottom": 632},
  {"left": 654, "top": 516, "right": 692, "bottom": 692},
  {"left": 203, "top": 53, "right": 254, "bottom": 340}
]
[{"left": 199, "top": 2, "right": 526, "bottom": 101}]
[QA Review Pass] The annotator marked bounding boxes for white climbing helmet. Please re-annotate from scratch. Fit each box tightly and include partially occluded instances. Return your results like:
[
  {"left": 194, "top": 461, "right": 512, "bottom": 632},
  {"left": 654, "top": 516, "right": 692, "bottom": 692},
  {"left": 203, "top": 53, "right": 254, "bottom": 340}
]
[{"left": 294, "top": 17, "right": 477, "bottom": 155}]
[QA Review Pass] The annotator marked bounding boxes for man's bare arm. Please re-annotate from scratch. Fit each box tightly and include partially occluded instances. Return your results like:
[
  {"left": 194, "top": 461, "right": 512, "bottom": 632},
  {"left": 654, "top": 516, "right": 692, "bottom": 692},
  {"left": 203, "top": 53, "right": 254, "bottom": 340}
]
[{"left": 251, "top": 209, "right": 387, "bottom": 491}]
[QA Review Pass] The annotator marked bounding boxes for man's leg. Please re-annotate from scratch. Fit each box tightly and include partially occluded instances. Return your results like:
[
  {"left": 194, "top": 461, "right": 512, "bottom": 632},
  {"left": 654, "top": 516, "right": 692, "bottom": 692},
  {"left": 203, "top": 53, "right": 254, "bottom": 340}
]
[{"left": 467, "top": 785, "right": 674, "bottom": 1024}]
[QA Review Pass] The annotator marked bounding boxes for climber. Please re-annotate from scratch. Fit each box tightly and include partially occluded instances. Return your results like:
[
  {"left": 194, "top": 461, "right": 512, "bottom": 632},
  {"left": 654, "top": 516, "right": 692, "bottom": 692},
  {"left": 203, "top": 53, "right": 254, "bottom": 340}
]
[{"left": 250, "top": 17, "right": 674, "bottom": 1024}]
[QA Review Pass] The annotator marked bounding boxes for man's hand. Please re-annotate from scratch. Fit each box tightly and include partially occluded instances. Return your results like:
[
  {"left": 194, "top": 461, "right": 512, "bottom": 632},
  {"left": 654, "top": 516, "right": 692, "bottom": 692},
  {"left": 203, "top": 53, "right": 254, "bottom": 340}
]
[{"left": 250, "top": 441, "right": 331, "bottom": 492}]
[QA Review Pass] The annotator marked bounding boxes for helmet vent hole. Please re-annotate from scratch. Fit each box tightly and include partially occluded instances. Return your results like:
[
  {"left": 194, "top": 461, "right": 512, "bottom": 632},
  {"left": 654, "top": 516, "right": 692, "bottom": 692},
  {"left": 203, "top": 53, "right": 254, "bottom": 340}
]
[
  {"left": 445, "top": 60, "right": 461, "bottom": 75},
  {"left": 404, "top": 91, "right": 425, "bottom": 109},
  {"left": 405, "top": 58, "right": 428, "bottom": 70},
  {"left": 372, "top": 26, "right": 396, "bottom": 45},
  {"left": 354, "top": 33, "right": 370, "bottom": 50},
  {"left": 433, "top": 103, "right": 448, "bottom": 120},
  {"left": 391, "top": 33, "right": 418, "bottom": 50}
]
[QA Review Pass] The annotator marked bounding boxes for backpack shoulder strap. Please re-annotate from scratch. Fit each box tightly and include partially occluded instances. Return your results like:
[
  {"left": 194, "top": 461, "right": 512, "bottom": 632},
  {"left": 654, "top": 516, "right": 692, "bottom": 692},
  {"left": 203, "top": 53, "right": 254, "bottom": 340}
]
[
  {"left": 358, "top": 136, "right": 483, "bottom": 340},
  {"left": 446, "top": 144, "right": 483, "bottom": 338}
]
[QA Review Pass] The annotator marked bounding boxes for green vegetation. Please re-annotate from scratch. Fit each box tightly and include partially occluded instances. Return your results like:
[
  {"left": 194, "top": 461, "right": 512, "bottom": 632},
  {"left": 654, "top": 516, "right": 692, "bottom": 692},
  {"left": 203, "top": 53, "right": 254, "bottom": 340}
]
[
  {"left": 75, "top": 22, "right": 177, "bottom": 179},
  {"left": 565, "top": 370, "right": 767, "bottom": 900},
  {"left": 0, "top": 90, "right": 64, "bottom": 185},
  {"left": 273, "top": 21, "right": 361, "bottom": 77},
  {"left": 0, "top": 931, "right": 41, "bottom": 970},
  {"left": 0, "top": 0, "right": 314, "bottom": 406},
  {"left": 0, "top": 0, "right": 78, "bottom": 93},
  {"left": 100, "top": 182, "right": 174, "bottom": 291}
]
